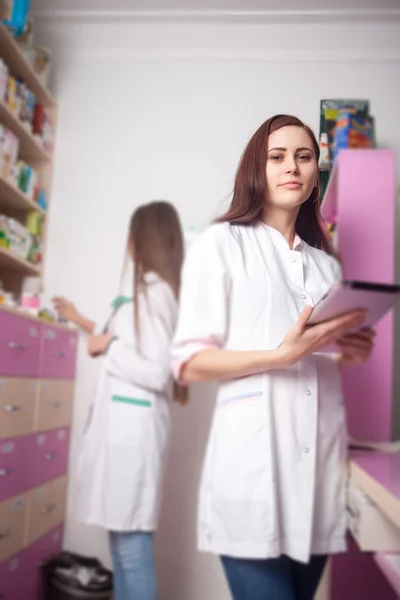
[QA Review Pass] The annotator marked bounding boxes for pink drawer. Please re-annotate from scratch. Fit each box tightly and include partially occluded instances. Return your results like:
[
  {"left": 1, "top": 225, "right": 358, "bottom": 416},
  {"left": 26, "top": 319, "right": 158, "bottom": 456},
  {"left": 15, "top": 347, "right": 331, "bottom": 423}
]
[
  {"left": 0, "top": 437, "right": 31, "bottom": 503},
  {"left": 39, "top": 326, "right": 77, "bottom": 380},
  {"left": 28, "top": 429, "right": 70, "bottom": 489},
  {"left": 0, "top": 312, "right": 41, "bottom": 378},
  {"left": 24, "top": 525, "right": 63, "bottom": 600},
  {"left": 0, "top": 548, "right": 30, "bottom": 600}
]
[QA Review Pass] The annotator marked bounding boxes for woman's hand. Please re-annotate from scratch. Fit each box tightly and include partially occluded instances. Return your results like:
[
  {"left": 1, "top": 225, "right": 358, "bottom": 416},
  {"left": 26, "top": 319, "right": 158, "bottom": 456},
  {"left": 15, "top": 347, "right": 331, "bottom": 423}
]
[
  {"left": 279, "top": 305, "right": 367, "bottom": 367},
  {"left": 88, "top": 334, "right": 114, "bottom": 357},
  {"left": 52, "top": 296, "right": 80, "bottom": 323},
  {"left": 52, "top": 296, "right": 96, "bottom": 334},
  {"left": 336, "top": 328, "right": 375, "bottom": 368}
]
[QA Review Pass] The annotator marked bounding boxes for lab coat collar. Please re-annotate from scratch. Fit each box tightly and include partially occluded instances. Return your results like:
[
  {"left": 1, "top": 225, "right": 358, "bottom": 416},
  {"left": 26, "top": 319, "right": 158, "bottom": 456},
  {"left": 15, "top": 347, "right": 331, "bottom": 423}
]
[{"left": 259, "top": 222, "right": 303, "bottom": 251}]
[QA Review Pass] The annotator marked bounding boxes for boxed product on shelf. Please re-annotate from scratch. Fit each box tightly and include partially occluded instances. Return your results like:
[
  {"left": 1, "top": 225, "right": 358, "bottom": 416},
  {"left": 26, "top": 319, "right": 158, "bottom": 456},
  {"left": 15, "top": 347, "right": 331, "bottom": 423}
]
[
  {"left": 0, "top": 213, "right": 33, "bottom": 260},
  {"left": 26, "top": 210, "right": 42, "bottom": 264},
  {"left": 0, "top": 0, "right": 31, "bottom": 37},
  {"left": 37, "top": 188, "right": 47, "bottom": 211},
  {"left": 0, "top": 214, "right": 11, "bottom": 248},
  {"left": 0, "top": 58, "right": 8, "bottom": 102},
  {"left": 42, "top": 114, "right": 53, "bottom": 152},
  {"left": 27, "top": 232, "right": 41, "bottom": 263},
  {"left": 18, "top": 82, "right": 35, "bottom": 128},
  {"left": 5, "top": 74, "right": 37, "bottom": 131},
  {"left": 6, "top": 73, "right": 19, "bottom": 112},
  {"left": 33, "top": 102, "right": 54, "bottom": 153},
  {"left": 318, "top": 133, "right": 329, "bottom": 170},
  {"left": 333, "top": 112, "right": 375, "bottom": 163},
  {"left": 8, "top": 215, "right": 32, "bottom": 259},
  {"left": 0, "top": 124, "right": 19, "bottom": 178},
  {"left": 319, "top": 99, "right": 370, "bottom": 166},
  {"left": 15, "top": 159, "right": 39, "bottom": 198},
  {"left": 26, "top": 209, "right": 41, "bottom": 236}
]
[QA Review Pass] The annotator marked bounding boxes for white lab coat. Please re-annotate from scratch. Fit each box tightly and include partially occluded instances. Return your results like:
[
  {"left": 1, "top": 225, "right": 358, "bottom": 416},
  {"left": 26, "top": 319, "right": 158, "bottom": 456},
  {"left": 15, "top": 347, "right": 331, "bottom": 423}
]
[
  {"left": 77, "top": 273, "right": 177, "bottom": 531},
  {"left": 171, "top": 222, "right": 347, "bottom": 563}
]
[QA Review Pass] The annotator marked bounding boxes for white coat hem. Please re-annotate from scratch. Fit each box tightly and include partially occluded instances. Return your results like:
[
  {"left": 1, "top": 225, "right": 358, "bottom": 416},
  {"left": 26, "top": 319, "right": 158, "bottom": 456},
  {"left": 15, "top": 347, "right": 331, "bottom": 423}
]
[
  {"left": 77, "top": 515, "right": 157, "bottom": 533},
  {"left": 198, "top": 535, "right": 347, "bottom": 563}
]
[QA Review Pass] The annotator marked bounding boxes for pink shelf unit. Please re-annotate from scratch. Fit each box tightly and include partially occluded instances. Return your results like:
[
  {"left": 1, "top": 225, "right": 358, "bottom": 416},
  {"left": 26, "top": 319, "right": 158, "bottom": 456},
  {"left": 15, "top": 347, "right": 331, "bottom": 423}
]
[
  {"left": 352, "top": 451, "right": 400, "bottom": 509},
  {"left": 0, "top": 308, "right": 78, "bottom": 600},
  {"left": 321, "top": 149, "right": 398, "bottom": 600},
  {"left": 322, "top": 149, "right": 396, "bottom": 442}
]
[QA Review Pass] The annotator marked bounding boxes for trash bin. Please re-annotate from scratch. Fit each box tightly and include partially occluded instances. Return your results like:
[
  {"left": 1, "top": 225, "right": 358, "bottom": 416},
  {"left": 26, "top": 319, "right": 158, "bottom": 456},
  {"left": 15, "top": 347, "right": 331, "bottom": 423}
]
[{"left": 43, "top": 551, "right": 113, "bottom": 600}]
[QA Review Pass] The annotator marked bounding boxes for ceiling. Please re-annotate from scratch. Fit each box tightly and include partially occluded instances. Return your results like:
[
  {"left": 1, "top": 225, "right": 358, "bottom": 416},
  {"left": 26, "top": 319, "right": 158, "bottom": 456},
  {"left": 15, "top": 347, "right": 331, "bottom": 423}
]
[{"left": 31, "top": 0, "right": 400, "bottom": 19}]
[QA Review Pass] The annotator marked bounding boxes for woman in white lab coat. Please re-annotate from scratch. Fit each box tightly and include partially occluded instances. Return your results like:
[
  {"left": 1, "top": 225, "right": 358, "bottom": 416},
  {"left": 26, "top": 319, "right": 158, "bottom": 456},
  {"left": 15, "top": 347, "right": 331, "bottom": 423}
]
[
  {"left": 171, "top": 115, "right": 375, "bottom": 600},
  {"left": 53, "top": 201, "right": 185, "bottom": 600}
]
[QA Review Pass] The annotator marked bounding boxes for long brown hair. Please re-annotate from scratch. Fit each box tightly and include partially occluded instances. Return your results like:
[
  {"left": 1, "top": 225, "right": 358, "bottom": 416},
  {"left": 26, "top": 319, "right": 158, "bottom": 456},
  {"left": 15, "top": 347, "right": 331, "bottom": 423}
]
[
  {"left": 129, "top": 200, "right": 183, "bottom": 306},
  {"left": 128, "top": 201, "right": 188, "bottom": 405},
  {"left": 217, "top": 114, "right": 332, "bottom": 253},
  {"left": 128, "top": 201, "right": 183, "bottom": 335}
]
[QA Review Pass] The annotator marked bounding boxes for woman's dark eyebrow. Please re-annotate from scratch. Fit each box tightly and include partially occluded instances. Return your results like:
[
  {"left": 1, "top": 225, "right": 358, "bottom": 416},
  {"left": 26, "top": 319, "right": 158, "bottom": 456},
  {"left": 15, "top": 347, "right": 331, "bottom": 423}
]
[{"left": 267, "top": 146, "right": 313, "bottom": 153}]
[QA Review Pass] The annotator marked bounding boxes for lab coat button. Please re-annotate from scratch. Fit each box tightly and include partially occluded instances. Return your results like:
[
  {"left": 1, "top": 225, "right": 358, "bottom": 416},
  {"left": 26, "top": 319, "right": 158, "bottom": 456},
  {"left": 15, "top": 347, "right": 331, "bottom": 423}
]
[
  {"left": 303, "top": 447, "right": 310, "bottom": 454},
  {"left": 301, "top": 294, "right": 307, "bottom": 300},
  {"left": 306, "top": 390, "right": 312, "bottom": 396}
]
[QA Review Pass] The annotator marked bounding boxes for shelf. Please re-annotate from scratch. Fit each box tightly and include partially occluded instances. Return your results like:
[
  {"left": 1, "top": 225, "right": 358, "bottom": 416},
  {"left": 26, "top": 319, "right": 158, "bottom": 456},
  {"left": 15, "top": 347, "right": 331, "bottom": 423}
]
[
  {"left": 350, "top": 451, "right": 400, "bottom": 531},
  {"left": 0, "top": 23, "right": 55, "bottom": 108},
  {"left": 0, "top": 176, "right": 46, "bottom": 215},
  {"left": 321, "top": 149, "right": 396, "bottom": 225},
  {"left": 0, "top": 101, "right": 51, "bottom": 162},
  {"left": 0, "top": 246, "right": 40, "bottom": 275},
  {"left": 0, "top": 305, "right": 76, "bottom": 331},
  {"left": 321, "top": 156, "right": 338, "bottom": 223}
]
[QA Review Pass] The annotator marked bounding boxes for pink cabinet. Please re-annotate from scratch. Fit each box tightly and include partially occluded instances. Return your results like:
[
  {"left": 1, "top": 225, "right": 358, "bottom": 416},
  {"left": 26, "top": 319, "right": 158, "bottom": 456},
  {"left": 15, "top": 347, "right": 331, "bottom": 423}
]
[
  {"left": 0, "top": 437, "right": 31, "bottom": 503},
  {"left": 0, "top": 429, "right": 70, "bottom": 503},
  {"left": 28, "top": 429, "right": 70, "bottom": 489},
  {"left": 0, "top": 312, "right": 41, "bottom": 378},
  {"left": 0, "top": 310, "right": 75, "bottom": 600},
  {"left": 0, "top": 548, "right": 30, "bottom": 600},
  {"left": 24, "top": 525, "right": 63, "bottom": 600},
  {"left": 39, "top": 326, "right": 77, "bottom": 380}
]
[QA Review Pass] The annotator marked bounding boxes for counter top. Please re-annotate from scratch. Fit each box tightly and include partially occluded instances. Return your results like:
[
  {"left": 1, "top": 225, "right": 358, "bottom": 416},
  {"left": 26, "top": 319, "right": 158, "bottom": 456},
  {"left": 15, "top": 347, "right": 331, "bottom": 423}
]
[{"left": 350, "top": 451, "right": 400, "bottom": 531}]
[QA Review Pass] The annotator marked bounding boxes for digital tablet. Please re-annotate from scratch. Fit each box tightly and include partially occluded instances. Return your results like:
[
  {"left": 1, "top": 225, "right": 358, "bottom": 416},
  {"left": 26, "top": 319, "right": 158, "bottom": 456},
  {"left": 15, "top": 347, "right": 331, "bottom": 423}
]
[{"left": 308, "top": 280, "right": 400, "bottom": 329}]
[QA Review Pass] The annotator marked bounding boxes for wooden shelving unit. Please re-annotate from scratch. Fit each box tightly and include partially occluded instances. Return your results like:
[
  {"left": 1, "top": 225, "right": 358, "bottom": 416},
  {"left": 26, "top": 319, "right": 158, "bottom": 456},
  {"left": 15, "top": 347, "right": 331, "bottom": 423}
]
[
  {"left": 0, "top": 246, "right": 41, "bottom": 275},
  {"left": 0, "top": 101, "right": 51, "bottom": 162},
  {"left": 0, "top": 24, "right": 55, "bottom": 107},
  {"left": 0, "top": 23, "right": 57, "bottom": 296},
  {"left": 0, "top": 175, "right": 46, "bottom": 215}
]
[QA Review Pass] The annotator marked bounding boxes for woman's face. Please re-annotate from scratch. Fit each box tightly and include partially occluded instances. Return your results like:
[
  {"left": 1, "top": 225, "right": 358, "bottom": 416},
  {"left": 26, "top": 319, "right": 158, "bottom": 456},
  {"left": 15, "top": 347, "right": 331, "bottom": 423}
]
[{"left": 265, "top": 125, "right": 318, "bottom": 210}]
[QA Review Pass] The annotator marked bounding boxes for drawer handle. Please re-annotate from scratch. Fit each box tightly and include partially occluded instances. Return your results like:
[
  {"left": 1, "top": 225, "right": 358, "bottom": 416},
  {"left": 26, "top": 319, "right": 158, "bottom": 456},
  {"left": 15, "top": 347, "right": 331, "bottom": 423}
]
[
  {"left": 54, "top": 351, "right": 66, "bottom": 358},
  {"left": 0, "top": 528, "right": 11, "bottom": 540},
  {"left": 0, "top": 467, "right": 13, "bottom": 477},
  {"left": 52, "top": 401, "right": 62, "bottom": 409},
  {"left": 3, "top": 404, "right": 22, "bottom": 412},
  {"left": 42, "top": 503, "right": 56, "bottom": 515},
  {"left": 8, "top": 342, "right": 27, "bottom": 351},
  {"left": 45, "top": 452, "right": 58, "bottom": 461}
]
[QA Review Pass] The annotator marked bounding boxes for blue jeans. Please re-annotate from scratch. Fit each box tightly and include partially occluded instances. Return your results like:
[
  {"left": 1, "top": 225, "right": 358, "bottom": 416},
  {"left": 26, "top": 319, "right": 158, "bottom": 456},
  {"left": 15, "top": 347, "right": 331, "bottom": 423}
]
[
  {"left": 221, "top": 554, "right": 327, "bottom": 600},
  {"left": 109, "top": 531, "right": 158, "bottom": 600}
]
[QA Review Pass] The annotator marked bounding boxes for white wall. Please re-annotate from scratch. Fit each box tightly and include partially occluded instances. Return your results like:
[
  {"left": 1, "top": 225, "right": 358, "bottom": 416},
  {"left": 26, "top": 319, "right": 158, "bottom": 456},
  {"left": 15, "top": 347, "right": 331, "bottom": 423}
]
[{"left": 35, "top": 16, "right": 400, "bottom": 600}]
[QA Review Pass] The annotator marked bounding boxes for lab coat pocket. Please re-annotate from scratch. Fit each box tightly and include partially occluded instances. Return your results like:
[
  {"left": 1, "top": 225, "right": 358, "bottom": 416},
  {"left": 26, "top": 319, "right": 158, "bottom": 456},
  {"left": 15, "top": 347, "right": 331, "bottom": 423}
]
[
  {"left": 108, "top": 378, "right": 155, "bottom": 446},
  {"left": 212, "top": 391, "right": 268, "bottom": 502}
]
